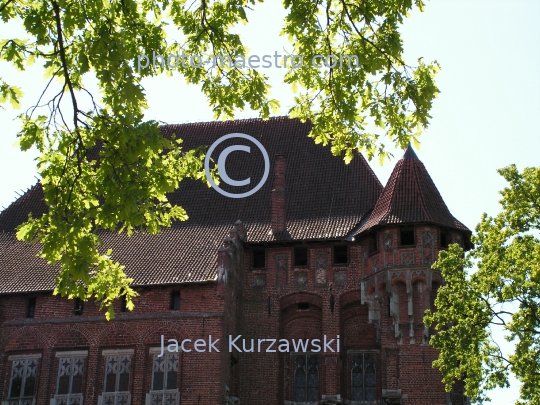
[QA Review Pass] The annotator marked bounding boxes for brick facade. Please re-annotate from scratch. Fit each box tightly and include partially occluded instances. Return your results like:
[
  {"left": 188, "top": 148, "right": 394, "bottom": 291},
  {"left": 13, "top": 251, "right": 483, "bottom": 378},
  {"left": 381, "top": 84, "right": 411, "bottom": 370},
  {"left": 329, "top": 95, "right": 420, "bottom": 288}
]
[
  {"left": 0, "top": 118, "right": 470, "bottom": 405},
  {"left": 1, "top": 224, "right": 468, "bottom": 405}
]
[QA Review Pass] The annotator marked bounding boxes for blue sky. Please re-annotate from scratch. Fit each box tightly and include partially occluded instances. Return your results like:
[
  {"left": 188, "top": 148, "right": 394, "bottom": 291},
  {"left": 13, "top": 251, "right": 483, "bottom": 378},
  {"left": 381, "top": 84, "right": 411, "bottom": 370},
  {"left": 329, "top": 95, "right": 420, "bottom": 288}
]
[{"left": 1, "top": 1, "right": 539, "bottom": 402}]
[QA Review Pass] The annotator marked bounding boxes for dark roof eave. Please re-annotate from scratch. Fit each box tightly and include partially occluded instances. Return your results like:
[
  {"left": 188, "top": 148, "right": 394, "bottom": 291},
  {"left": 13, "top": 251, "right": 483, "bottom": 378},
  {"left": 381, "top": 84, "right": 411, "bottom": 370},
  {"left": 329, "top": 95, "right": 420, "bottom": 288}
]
[
  {"left": 0, "top": 277, "right": 219, "bottom": 296},
  {"left": 354, "top": 221, "right": 474, "bottom": 246}
]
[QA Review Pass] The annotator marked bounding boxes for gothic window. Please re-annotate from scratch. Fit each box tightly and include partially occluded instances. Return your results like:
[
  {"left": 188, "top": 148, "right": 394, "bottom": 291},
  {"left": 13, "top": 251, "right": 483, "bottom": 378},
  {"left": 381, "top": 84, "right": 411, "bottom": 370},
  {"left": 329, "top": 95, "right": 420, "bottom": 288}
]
[
  {"left": 55, "top": 352, "right": 87, "bottom": 405},
  {"left": 351, "top": 353, "right": 377, "bottom": 402},
  {"left": 99, "top": 351, "right": 132, "bottom": 405},
  {"left": 7, "top": 354, "right": 40, "bottom": 404},
  {"left": 147, "top": 351, "right": 179, "bottom": 405},
  {"left": 293, "top": 354, "right": 318, "bottom": 403}
]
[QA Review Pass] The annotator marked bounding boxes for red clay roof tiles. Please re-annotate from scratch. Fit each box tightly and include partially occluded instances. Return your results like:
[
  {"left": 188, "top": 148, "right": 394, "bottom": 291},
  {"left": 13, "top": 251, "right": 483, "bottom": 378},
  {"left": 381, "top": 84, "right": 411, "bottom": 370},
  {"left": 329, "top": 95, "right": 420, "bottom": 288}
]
[
  {"left": 0, "top": 117, "right": 384, "bottom": 293},
  {"left": 0, "top": 121, "right": 470, "bottom": 294},
  {"left": 357, "top": 144, "right": 470, "bottom": 235}
]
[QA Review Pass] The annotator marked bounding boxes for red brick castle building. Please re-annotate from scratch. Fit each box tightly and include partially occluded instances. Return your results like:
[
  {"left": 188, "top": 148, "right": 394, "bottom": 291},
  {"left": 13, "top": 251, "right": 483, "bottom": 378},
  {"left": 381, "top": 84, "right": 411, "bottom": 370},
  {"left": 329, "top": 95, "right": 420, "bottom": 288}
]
[{"left": 0, "top": 117, "right": 470, "bottom": 405}]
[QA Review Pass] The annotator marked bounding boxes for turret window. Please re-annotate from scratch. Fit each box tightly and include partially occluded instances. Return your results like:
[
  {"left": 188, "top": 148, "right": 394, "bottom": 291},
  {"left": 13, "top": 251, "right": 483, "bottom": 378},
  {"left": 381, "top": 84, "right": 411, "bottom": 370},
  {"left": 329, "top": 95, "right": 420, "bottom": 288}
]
[
  {"left": 400, "top": 228, "right": 415, "bottom": 246},
  {"left": 440, "top": 231, "right": 448, "bottom": 248}
]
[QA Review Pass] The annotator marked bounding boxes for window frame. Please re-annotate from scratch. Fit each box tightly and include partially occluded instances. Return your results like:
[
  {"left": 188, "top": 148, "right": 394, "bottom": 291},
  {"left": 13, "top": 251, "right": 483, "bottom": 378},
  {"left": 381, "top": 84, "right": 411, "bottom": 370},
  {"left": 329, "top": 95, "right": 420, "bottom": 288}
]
[
  {"left": 99, "top": 349, "right": 134, "bottom": 405},
  {"left": 349, "top": 351, "right": 378, "bottom": 403},
  {"left": 7, "top": 353, "right": 41, "bottom": 403},
  {"left": 73, "top": 298, "right": 84, "bottom": 316},
  {"left": 146, "top": 348, "right": 180, "bottom": 405},
  {"left": 169, "top": 291, "right": 180, "bottom": 311},
  {"left": 120, "top": 295, "right": 128, "bottom": 313},
  {"left": 291, "top": 352, "right": 319, "bottom": 403},
  {"left": 399, "top": 227, "right": 415, "bottom": 247},
  {"left": 251, "top": 248, "right": 266, "bottom": 269},
  {"left": 440, "top": 230, "right": 448, "bottom": 248},
  {"left": 293, "top": 246, "right": 309, "bottom": 267},
  {"left": 333, "top": 244, "right": 349, "bottom": 265},
  {"left": 26, "top": 297, "right": 36, "bottom": 318},
  {"left": 54, "top": 350, "right": 88, "bottom": 404}
]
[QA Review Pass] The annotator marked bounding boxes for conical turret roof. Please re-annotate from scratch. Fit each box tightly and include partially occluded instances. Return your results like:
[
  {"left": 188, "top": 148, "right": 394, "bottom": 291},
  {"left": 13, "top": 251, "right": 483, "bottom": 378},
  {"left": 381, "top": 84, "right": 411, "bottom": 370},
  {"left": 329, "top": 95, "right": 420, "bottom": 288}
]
[{"left": 357, "top": 144, "right": 469, "bottom": 235}]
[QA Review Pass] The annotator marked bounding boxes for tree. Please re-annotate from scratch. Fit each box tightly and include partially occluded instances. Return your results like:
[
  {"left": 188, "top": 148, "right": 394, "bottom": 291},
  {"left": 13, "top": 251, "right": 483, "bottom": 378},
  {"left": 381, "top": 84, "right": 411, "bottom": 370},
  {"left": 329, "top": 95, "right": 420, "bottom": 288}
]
[
  {"left": 1, "top": 0, "right": 439, "bottom": 318},
  {"left": 425, "top": 165, "right": 540, "bottom": 405}
]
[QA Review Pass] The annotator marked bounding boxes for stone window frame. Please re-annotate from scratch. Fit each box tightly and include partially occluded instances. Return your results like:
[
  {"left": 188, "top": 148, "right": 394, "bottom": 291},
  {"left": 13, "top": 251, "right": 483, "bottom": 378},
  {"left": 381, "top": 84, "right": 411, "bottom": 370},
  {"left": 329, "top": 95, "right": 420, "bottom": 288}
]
[
  {"left": 290, "top": 352, "right": 319, "bottom": 404},
  {"left": 145, "top": 348, "right": 180, "bottom": 405},
  {"left": 97, "top": 349, "right": 134, "bottom": 405},
  {"left": 53, "top": 350, "right": 88, "bottom": 405},
  {"left": 6, "top": 353, "right": 42, "bottom": 405},
  {"left": 347, "top": 350, "right": 378, "bottom": 404}
]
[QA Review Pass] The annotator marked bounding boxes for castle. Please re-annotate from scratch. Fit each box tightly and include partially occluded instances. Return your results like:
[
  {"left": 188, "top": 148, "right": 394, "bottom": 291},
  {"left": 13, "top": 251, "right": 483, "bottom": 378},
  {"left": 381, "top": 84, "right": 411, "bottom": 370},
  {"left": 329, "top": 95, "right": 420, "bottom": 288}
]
[{"left": 0, "top": 117, "right": 470, "bottom": 405}]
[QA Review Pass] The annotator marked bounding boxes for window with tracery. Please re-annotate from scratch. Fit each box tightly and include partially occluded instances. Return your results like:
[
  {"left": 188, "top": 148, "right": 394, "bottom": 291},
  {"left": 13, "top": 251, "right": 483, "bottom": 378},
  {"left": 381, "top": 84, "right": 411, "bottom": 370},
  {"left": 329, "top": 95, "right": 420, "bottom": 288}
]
[
  {"left": 99, "top": 353, "right": 132, "bottom": 405},
  {"left": 55, "top": 353, "right": 86, "bottom": 405},
  {"left": 351, "top": 353, "right": 376, "bottom": 401},
  {"left": 7, "top": 354, "right": 40, "bottom": 405},
  {"left": 146, "top": 352, "right": 179, "bottom": 405},
  {"left": 293, "top": 354, "right": 318, "bottom": 403}
]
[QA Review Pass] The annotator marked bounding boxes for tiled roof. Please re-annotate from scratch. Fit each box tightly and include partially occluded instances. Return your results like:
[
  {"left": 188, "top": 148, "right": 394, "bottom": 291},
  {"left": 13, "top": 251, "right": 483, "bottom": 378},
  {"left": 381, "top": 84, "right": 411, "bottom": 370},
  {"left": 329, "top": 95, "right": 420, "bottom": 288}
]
[
  {"left": 357, "top": 144, "right": 470, "bottom": 235},
  {"left": 0, "top": 117, "right": 384, "bottom": 293}
]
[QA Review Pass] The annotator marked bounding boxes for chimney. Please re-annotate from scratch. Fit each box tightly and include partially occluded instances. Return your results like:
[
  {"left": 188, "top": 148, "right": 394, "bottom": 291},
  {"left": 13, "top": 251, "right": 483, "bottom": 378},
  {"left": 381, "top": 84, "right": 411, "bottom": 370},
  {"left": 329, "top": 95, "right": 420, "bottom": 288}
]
[{"left": 271, "top": 155, "right": 286, "bottom": 234}]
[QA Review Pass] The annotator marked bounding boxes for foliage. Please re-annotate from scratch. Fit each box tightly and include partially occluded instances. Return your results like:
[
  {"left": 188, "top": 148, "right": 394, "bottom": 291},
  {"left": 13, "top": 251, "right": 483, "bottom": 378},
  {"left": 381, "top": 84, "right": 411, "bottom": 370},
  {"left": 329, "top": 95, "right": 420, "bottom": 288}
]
[
  {"left": 425, "top": 165, "right": 540, "bottom": 404},
  {"left": 1, "top": 0, "right": 439, "bottom": 318}
]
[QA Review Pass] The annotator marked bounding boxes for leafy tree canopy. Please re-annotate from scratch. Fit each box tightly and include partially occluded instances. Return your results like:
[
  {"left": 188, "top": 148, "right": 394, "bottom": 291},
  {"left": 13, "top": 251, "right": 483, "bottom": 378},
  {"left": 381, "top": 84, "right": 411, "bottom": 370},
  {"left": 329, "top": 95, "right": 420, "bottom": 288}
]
[
  {"left": 425, "top": 165, "right": 540, "bottom": 405},
  {"left": 0, "top": 0, "right": 439, "bottom": 318}
]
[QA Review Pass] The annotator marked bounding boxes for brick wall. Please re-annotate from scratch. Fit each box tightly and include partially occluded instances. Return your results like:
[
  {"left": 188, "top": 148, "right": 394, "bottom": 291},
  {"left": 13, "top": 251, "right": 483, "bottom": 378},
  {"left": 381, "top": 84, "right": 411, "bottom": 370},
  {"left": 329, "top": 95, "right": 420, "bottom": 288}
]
[
  {"left": 0, "top": 283, "right": 226, "bottom": 405},
  {"left": 0, "top": 224, "right": 468, "bottom": 405}
]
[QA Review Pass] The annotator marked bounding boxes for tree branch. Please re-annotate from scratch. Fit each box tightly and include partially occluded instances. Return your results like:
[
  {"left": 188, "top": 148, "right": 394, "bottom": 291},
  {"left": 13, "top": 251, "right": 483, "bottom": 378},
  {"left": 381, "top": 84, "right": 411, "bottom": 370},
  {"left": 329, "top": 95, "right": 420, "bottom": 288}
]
[{"left": 0, "top": 0, "right": 14, "bottom": 14}]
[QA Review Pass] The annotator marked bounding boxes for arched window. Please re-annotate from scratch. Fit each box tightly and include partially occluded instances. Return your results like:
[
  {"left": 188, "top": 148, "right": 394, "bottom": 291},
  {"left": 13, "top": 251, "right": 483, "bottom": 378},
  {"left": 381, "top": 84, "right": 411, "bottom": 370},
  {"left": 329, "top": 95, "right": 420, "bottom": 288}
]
[
  {"left": 294, "top": 354, "right": 318, "bottom": 402},
  {"left": 351, "top": 353, "right": 376, "bottom": 401}
]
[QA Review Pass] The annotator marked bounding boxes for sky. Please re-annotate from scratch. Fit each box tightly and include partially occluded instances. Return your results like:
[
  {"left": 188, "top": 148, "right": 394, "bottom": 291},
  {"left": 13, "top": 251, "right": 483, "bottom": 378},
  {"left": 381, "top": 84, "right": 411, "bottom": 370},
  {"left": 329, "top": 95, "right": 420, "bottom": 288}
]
[{"left": 1, "top": 0, "right": 539, "bottom": 403}]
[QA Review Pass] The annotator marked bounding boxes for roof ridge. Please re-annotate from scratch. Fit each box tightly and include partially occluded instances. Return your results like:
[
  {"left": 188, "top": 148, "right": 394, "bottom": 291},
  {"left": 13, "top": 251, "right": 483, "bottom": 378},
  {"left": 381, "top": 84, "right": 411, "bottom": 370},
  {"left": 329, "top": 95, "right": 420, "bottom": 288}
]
[{"left": 161, "top": 114, "right": 292, "bottom": 128}]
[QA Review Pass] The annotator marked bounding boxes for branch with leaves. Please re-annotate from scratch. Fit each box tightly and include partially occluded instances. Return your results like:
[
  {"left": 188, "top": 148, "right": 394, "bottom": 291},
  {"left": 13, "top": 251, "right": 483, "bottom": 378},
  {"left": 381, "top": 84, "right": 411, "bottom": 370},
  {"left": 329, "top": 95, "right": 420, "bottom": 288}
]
[
  {"left": 425, "top": 165, "right": 540, "bottom": 405},
  {"left": 1, "top": 0, "right": 439, "bottom": 319}
]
